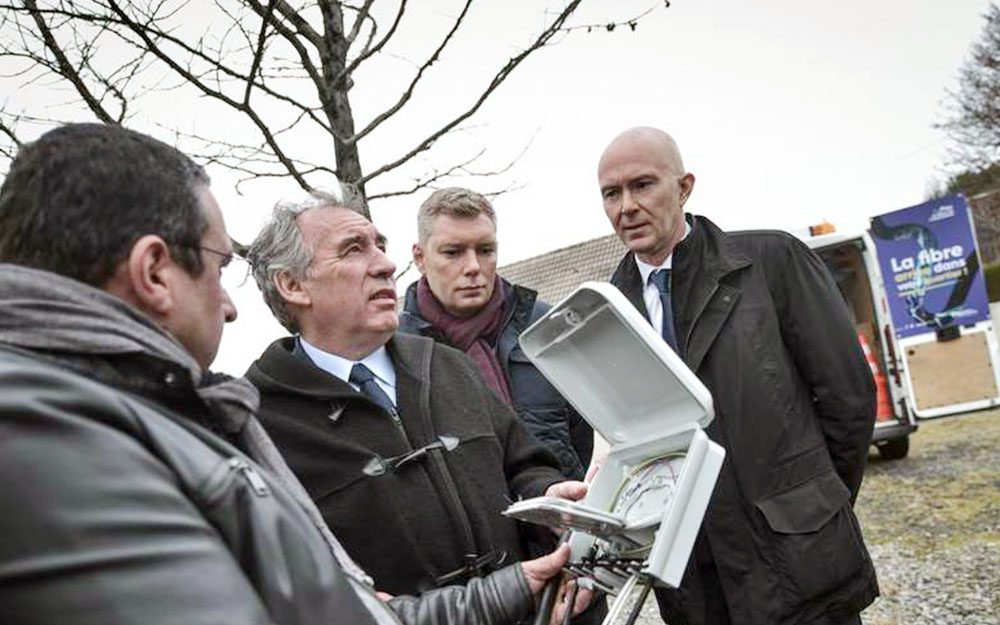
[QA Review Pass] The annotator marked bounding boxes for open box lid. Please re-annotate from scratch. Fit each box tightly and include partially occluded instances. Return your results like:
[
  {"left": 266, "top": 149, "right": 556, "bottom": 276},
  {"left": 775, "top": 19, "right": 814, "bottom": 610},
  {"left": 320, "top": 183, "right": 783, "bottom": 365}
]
[{"left": 518, "top": 282, "right": 713, "bottom": 446}]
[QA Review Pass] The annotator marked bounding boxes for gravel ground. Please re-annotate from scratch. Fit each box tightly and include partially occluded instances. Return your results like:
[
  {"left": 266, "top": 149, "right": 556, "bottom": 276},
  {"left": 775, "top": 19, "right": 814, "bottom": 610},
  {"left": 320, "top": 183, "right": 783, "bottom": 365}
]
[
  {"left": 620, "top": 408, "right": 1000, "bottom": 625},
  {"left": 857, "top": 409, "right": 1000, "bottom": 625}
]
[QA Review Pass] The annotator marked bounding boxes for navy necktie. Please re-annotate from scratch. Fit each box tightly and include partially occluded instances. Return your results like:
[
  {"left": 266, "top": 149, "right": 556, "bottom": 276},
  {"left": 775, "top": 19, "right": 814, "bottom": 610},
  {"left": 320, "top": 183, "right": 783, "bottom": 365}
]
[
  {"left": 650, "top": 269, "right": 678, "bottom": 352},
  {"left": 349, "top": 363, "right": 396, "bottom": 416}
]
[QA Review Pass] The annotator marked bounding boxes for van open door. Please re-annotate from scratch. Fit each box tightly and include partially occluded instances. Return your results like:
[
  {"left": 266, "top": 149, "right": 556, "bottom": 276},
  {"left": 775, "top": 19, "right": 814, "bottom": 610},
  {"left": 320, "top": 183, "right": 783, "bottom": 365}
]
[{"left": 806, "top": 232, "right": 917, "bottom": 459}]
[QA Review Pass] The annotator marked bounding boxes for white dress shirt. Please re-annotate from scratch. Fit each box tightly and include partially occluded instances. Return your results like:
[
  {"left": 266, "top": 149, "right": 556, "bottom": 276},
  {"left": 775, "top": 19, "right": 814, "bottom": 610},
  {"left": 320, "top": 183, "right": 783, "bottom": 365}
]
[
  {"left": 299, "top": 337, "right": 398, "bottom": 406},
  {"left": 634, "top": 220, "right": 691, "bottom": 336}
]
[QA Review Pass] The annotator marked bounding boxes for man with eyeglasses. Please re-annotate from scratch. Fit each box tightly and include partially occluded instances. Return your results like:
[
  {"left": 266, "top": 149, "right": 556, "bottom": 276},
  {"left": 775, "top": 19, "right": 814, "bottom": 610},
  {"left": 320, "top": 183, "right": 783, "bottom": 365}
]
[
  {"left": 0, "top": 123, "right": 583, "bottom": 625},
  {"left": 244, "top": 192, "right": 590, "bottom": 601},
  {"left": 596, "top": 127, "right": 878, "bottom": 625}
]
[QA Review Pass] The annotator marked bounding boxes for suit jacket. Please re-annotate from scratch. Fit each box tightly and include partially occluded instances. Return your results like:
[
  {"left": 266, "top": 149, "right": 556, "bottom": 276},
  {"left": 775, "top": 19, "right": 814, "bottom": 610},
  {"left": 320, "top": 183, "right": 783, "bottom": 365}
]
[
  {"left": 246, "top": 333, "right": 564, "bottom": 596},
  {"left": 611, "top": 215, "right": 878, "bottom": 625}
]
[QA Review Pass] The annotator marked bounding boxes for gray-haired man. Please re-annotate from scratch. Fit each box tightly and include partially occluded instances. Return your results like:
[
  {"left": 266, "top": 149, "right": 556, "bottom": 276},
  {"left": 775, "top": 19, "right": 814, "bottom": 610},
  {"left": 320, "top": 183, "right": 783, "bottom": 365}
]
[{"left": 245, "top": 192, "right": 590, "bottom": 600}]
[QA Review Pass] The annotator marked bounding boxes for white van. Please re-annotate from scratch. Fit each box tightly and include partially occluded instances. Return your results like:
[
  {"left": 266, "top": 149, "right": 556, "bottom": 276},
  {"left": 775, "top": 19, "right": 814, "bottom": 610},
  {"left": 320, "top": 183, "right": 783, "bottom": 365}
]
[{"left": 801, "top": 226, "right": 1000, "bottom": 459}]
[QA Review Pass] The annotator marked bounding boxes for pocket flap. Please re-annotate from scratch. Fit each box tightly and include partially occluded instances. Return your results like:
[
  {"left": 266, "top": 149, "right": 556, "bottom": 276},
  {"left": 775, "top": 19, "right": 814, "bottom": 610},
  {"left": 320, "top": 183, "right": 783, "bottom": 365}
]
[{"left": 755, "top": 471, "right": 851, "bottom": 534}]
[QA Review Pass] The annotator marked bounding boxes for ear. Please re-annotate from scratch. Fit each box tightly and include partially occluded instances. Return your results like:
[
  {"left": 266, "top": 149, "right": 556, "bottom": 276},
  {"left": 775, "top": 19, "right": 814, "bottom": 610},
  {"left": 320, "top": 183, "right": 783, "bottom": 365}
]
[
  {"left": 412, "top": 243, "right": 427, "bottom": 275},
  {"left": 679, "top": 173, "right": 696, "bottom": 207},
  {"left": 273, "top": 270, "right": 312, "bottom": 308},
  {"left": 107, "top": 235, "right": 179, "bottom": 319}
]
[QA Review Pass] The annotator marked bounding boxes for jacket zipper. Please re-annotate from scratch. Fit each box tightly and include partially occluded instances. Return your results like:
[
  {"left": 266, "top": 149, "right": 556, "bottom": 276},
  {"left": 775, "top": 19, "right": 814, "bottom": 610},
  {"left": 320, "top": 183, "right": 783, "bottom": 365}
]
[
  {"left": 379, "top": 403, "right": 409, "bottom": 445},
  {"left": 229, "top": 457, "right": 270, "bottom": 496}
]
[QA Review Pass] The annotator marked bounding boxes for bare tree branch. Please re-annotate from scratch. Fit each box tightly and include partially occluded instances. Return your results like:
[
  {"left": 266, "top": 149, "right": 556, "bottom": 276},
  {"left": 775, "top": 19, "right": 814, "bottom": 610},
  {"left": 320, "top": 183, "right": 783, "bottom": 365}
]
[
  {"left": 23, "top": 0, "right": 117, "bottom": 124},
  {"left": 244, "top": 0, "right": 276, "bottom": 105},
  {"left": 0, "top": 113, "right": 22, "bottom": 151},
  {"left": 561, "top": 4, "right": 658, "bottom": 35},
  {"left": 13, "top": 2, "right": 335, "bottom": 134},
  {"left": 0, "top": 0, "right": 666, "bottom": 215},
  {"left": 339, "top": 0, "right": 406, "bottom": 81},
  {"left": 351, "top": 0, "right": 472, "bottom": 145},
  {"left": 367, "top": 147, "right": 486, "bottom": 200},
  {"left": 359, "top": 0, "right": 583, "bottom": 186},
  {"left": 343, "top": 0, "right": 375, "bottom": 46},
  {"left": 268, "top": 0, "right": 323, "bottom": 48},
  {"left": 104, "top": 0, "right": 312, "bottom": 189},
  {"left": 368, "top": 131, "right": 535, "bottom": 201},
  {"left": 939, "top": 3, "right": 1000, "bottom": 168}
]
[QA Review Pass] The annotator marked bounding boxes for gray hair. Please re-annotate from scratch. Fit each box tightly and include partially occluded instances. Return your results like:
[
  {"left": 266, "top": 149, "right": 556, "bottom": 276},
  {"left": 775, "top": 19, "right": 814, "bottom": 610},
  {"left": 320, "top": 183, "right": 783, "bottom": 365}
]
[
  {"left": 248, "top": 186, "right": 364, "bottom": 333},
  {"left": 417, "top": 187, "right": 497, "bottom": 244}
]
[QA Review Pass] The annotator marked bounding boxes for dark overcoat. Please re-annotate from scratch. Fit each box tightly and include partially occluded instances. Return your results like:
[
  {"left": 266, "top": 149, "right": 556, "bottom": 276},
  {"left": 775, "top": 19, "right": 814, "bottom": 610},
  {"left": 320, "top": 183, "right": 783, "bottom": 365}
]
[
  {"left": 610, "top": 215, "right": 879, "bottom": 625},
  {"left": 246, "top": 333, "right": 564, "bottom": 596}
]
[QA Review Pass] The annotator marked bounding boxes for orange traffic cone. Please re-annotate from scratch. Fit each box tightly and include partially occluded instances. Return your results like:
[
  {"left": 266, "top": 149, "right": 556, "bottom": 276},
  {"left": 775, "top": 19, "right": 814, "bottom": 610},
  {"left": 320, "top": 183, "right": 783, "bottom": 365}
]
[{"left": 857, "top": 333, "right": 892, "bottom": 422}]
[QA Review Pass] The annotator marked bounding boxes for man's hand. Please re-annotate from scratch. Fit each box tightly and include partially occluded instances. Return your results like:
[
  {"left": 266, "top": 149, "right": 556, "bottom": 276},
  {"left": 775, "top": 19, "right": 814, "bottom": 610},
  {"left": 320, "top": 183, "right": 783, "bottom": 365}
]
[
  {"left": 544, "top": 480, "right": 588, "bottom": 501},
  {"left": 521, "top": 544, "right": 593, "bottom": 624},
  {"left": 584, "top": 462, "right": 602, "bottom": 484},
  {"left": 585, "top": 449, "right": 608, "bottom": 483},
  {"left": 543, "top": 481, "right": 589, "bottom": 537}
]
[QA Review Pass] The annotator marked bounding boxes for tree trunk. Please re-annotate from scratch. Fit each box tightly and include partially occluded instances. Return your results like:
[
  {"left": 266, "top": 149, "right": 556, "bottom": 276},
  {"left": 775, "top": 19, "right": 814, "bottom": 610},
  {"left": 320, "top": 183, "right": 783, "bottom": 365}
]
[{"left": 319, "top": 1, "right": 368, "bottom": 216}]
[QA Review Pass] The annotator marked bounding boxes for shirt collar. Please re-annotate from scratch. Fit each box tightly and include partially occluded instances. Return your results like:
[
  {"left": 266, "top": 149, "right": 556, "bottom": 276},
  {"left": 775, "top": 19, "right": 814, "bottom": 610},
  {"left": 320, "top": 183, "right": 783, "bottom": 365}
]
[
  {"left": 298, "top": 337, "right": 396, "bottom": 388},
  {"left": 635, "top": 218, "right": 691, "bottom": 285}
]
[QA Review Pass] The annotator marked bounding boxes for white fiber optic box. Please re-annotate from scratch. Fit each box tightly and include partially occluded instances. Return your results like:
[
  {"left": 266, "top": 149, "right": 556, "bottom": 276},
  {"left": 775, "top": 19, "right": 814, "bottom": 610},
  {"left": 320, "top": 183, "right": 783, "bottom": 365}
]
[{"left": 503, "top": 282, "right": 725, "bottom": 590}]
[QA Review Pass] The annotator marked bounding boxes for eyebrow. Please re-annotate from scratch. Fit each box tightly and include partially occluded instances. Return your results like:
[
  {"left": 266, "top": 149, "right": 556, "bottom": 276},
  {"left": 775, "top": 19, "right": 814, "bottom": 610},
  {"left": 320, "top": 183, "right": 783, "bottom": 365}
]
[
  {"left": 337, "top": 233, "right": 365, "bottom": 253},
  {"left": 336, "top": 231, "right": 387, "bottom": 252}
]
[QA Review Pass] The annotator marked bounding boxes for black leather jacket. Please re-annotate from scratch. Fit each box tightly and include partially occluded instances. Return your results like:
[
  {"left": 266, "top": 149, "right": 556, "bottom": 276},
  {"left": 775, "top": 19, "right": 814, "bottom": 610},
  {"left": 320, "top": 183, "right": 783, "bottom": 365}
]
[{"left": 0, "top": 344, "right": 535, "bottom": 625}]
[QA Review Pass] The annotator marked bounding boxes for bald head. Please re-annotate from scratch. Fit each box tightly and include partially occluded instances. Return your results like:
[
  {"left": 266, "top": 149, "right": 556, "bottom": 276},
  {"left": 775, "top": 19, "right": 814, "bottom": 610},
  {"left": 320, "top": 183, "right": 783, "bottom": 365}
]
[
  {"left": 597, "top": 126, "right": 695, "bottom": 265},
  {"left": 598, "top": 127, "right": 685, "bottom": 177}
]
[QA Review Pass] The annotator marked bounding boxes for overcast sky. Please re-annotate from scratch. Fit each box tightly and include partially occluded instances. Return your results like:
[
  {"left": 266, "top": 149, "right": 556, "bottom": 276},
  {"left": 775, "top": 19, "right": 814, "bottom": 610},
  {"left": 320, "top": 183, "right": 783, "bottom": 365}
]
[
  {"left": 214, "top": 0, "right": 1000, "bottom": 374},
  {"left": 2, "top": 1, "right": 995, "bottom": 374}
]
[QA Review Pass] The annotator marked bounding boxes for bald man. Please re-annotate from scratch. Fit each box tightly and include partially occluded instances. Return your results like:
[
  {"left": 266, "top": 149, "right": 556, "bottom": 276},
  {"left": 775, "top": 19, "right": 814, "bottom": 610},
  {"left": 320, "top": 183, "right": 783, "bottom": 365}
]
[{"left": 597, "top": 127, "right": 878, "bottom": 625}]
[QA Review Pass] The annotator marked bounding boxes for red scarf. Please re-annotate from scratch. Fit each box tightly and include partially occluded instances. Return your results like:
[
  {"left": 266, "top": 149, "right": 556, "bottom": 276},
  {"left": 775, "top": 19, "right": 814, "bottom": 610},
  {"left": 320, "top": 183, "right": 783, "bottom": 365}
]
[{"left": 416, "top": 276, "right": 513, "bottom": 404}]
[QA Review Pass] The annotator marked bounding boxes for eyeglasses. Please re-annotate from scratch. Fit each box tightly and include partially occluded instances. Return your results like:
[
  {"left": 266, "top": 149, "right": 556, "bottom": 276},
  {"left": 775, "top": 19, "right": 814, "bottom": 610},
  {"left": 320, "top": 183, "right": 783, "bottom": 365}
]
[{"left": 176, "top": 244, "right": 253, "bottom": 289}]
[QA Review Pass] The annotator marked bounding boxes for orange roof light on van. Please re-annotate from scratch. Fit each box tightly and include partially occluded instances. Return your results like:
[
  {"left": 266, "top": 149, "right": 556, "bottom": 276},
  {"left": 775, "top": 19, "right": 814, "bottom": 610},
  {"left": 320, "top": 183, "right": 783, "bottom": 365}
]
[{"left": 809, "top": 222, "right": 836, "bottom": 236}]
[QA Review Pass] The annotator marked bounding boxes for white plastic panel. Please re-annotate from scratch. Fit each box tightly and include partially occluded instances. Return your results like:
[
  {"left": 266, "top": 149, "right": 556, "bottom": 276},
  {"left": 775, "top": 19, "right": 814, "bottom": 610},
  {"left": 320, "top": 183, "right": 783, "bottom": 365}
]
[
  {"left": 509, "top": 281, "right": 725, "bottom": 590},
  {"left": 563, "top": 427, "right": 725, "bottom": 588},
  {"left": 644, "top": 429, "right": 725, "bottom": 586},
  {"left": 519, "top": 282, "right": 714, "bottom": 445}
]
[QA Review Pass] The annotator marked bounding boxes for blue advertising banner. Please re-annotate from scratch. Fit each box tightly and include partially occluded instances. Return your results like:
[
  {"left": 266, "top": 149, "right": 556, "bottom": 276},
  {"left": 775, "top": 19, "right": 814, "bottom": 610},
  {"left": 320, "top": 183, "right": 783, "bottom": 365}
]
[{"left": 869, "top": 194, "right": 990, "bottom": 339}]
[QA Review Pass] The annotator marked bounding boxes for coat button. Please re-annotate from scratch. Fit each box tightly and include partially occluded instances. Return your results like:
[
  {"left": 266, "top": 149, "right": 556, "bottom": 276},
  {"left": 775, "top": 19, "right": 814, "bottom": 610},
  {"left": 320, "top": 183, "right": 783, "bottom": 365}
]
[{"left": 163, "top": 372, "right": 179, "bottom": 387}]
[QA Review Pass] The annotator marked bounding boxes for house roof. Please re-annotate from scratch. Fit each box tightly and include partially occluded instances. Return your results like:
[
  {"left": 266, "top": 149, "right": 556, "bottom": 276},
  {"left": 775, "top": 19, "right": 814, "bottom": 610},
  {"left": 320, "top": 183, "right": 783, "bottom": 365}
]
[
  {"left": 497, "top": 233, "right": 628, "bottom": 306},
  {"left": 496, "top": 191, "right": 1000, "bottom": 308}
]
